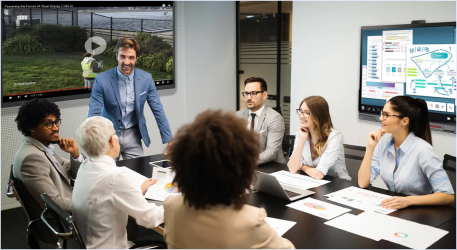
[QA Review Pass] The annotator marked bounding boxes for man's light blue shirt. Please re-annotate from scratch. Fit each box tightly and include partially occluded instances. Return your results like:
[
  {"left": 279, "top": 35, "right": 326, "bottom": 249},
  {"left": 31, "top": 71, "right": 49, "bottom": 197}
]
[
  {"left": 370, "top": 132, "right": 454, "bottom": 196},
  {"left": 117, "top": 67, "right": 137, "bottom": 129}
]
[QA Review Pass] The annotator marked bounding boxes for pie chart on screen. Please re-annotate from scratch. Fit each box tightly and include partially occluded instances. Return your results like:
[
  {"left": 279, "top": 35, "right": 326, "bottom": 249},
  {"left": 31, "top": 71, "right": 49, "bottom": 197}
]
[{"left": 304, "top": 203, "right": 326, "bottom": 210}]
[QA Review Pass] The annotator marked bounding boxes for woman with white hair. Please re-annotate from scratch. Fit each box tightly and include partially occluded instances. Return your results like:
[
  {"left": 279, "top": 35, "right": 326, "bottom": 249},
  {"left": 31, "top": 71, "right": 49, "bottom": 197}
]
[{"left": 72, "top": 116, "right": 164, "bottom": 249}]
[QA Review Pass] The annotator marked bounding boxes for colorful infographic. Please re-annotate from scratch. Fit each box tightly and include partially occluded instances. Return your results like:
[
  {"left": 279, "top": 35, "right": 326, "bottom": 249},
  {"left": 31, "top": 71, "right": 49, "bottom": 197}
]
[
  {"left": 304, "top": 203, "right": 327, "bottom": 210},
  {"left": 406, "top": 44, "right": 456, "bottom": 98},
  {"left": 164, "top": 183, "right": 178, "bottom": 193},
  {"left": 287, "top": 198, "right": 350, "bottom": 220},
  {"left": 324, "top": 186, "right": 396, "bottom": 214}
]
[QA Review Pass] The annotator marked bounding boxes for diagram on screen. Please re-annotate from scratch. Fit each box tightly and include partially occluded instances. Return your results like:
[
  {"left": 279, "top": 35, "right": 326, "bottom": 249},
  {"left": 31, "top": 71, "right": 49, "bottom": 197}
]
[{"left": 406, "top": 44, "right": 456, "bottom": 99}]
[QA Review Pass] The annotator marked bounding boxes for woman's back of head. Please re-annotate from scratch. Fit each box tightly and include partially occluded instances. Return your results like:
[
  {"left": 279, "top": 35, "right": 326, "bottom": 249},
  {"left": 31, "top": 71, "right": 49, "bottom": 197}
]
[{"left": 168, "top": 109, "right": 261, "bottom": 210}]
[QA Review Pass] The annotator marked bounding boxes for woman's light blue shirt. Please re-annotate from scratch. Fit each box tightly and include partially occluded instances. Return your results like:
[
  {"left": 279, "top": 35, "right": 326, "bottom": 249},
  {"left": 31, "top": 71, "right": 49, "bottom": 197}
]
[{"left": 370, "top": 132, "right": 454, "bottom": 196}]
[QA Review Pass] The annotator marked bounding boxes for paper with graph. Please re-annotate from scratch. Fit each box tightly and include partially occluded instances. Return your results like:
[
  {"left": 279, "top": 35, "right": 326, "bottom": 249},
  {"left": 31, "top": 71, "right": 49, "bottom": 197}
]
[
  {"left": 324, "top": 186, "right": 396, "bottom": 214},
  {"left": 144, "top": 167, "right": 180, "bottom": 201},
  {"left": 287, "top": 198, "right": 351, "bottom": 220}
]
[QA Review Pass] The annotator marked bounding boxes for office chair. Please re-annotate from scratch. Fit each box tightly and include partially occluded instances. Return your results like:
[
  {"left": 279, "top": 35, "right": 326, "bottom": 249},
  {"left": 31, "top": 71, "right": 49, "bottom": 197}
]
[
  {"left": 7, "top": 165, "right": 57, "bottom": 249},
  {"left": 41, "top": 193, "right": 166, "bottom": 249},
  {"left": 343, "top": 144, "right": 366, "bottom": 184},
  {"left": 282, "top": 135, "right": 295, "bottom": 159},
  {"left": 442, "top": 154, "right": 456, "bottom": 208},
  {"left": 443, "top": 154, "right": 456, "bottom": 172},
  {"left": 41, "top": 193, "right": 86, "bottom": 249}
]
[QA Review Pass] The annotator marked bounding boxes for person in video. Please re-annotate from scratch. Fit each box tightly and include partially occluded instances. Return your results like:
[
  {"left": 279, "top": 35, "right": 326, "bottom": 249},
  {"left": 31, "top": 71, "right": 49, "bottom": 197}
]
[
  {"left": 81, "top": 52, "right": 103, "bottom": 88},
  {"left": 13, "top": 98, "right": 84, "bottom": 212},
  {"left": 287, "top": 96, "right": 351, "bottom": 181},
  {"left": 164, "top": 109, "right": 295, "bottom": 249},
  {"left": 88, "top": 37, "right": 172, "bottom": 160},
  {"left": 72, "top": 116, "right": 164, "bottom": 249},
  {"left": 358, "top": 96, "right": 455, "bottom": 209},
  {"left": 236, "top": 77, "right": 286, "bottom": 164}
]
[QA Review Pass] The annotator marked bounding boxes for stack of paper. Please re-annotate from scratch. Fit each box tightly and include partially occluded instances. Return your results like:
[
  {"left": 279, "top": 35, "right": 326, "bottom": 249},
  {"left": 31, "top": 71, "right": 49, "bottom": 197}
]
[
  {"left": 325, "top": 211, "right": 449, "bottom": 249},
  {"left": 324, "top": 186, "right": 396, "bottom": 214},
  {"left": 270, "top": 170, "right": 330, "bottom": 190}
]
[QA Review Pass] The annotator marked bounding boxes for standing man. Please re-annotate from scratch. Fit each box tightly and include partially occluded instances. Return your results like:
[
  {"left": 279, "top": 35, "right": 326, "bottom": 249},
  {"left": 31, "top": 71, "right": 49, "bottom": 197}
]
[
  {"left": 81, "top": 52, "right": 103, "bottom": 88},
  {"left": 88, "top": 37, "right": 172, "bottom": 159},
  {"left": 236, "top": 77, "right": 286, "bottom": 164},
  {"left": 13, "top": 98, "right": 84, "bottom": 212}
]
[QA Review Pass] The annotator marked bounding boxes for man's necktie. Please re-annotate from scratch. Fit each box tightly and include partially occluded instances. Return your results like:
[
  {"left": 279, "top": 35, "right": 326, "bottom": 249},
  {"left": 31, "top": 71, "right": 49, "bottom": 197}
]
[{"left": 250, "top": 113, "right": 256, "bottom": 130}]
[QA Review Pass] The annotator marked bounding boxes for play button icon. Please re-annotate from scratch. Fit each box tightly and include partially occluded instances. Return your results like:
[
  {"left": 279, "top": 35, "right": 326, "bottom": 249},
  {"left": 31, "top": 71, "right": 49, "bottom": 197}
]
[{"left": 84, "top": 36, "right": 107, "bottom": 56}]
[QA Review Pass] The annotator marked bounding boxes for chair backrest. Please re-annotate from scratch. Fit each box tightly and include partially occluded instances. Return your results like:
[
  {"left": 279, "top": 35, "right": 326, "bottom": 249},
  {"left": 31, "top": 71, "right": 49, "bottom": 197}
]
[
  {"left": 443, "top": 154, "right": 456, "bottom": 172},
  {"left": 41, "top": 193, "right": 87, "bottom": 249},
  {"left": 343, "top": 144, "right": 366, "bottom": 184},
  {"left": 282, "top": 135, "right": 295, "bottom": 158},
  {"left": 7, "top": 164, "right": 58, "bottom": 249},
  {"left": 8, "top": 164, "right": 44, "bottom": 222}
]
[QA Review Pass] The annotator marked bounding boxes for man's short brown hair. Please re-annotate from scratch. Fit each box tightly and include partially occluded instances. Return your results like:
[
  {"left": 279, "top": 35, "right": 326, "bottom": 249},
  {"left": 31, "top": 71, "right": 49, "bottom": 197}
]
[
  {"left": 168, "top": 109, "right": 260, "bottom": 210},
  {"left": 115, "top": 37, "right": 140, "bottom": 57},
  {"left": 244, "top": 77, "right": 267, "bottom": 92}
]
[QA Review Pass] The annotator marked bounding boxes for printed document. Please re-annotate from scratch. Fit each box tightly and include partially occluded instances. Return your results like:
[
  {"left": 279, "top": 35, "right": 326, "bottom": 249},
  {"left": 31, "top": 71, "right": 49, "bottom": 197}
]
[
  {"left": 287, "top": 197, "right": 351, "bottom": 220},
  {"left": 324, "top": 186, "right": 396, "bottom": 214},
  {"left": 270, "top": 170, "right": 330, "bottom": 190},
  {"left": 264, "top": 217, "right": 297, "bottom": 236}
]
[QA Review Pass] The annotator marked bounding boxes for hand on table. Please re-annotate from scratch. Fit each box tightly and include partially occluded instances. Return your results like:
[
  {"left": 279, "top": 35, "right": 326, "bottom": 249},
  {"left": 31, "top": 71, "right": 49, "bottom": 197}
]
[
  {"left": 141, "top": 178, "right": 158, "bottom": 195},
  {"left": 381, "top": 196, "right": 411, "bottom": 210}
]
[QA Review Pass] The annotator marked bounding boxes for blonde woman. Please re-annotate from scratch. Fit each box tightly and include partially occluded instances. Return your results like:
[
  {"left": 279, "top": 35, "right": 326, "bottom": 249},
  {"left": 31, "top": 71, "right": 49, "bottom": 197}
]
[{"left": 288, "top": 96, "right": 351, "bottom": 181}]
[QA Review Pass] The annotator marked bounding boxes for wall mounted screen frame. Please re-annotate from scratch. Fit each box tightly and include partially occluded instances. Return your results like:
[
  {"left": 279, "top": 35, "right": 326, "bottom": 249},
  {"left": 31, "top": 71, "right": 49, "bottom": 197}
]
[
  {"left": 1, "top": 1, "right": 175, "bottom": 108},
  {"left": 358, "top": 22, "right": 456, "bottom": 133}
]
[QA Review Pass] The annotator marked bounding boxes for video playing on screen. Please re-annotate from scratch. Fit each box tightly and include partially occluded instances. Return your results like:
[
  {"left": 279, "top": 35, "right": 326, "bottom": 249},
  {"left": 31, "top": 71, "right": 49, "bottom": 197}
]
[
  {"left": 359, "top": 22, "right": 456, "bottom": 126},
  {"left": 1, "top": 1, "right": 174, "bottom": 106}
]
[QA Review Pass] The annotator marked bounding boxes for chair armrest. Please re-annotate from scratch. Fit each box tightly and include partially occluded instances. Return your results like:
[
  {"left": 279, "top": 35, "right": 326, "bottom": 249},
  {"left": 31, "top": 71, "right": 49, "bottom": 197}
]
[
  {"left": 40, "top": 207, "right": 73, "bottom": 239},
  {"left": 6, "top": 180, "right": 15, "bottom": 198}
]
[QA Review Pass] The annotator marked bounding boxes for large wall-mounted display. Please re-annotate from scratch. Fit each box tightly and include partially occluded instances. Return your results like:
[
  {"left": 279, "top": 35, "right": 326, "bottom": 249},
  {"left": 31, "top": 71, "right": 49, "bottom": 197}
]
[
  {"left": 2, "top": 1, "right": 174, "bottom": 107},
  {"left": 359, "top": 22, "right": 456, "bottom": 133}
]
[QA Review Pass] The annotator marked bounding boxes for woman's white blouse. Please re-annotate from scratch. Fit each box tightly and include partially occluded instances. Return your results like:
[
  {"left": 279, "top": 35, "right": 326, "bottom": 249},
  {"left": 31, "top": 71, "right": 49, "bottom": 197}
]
[{"left": 291, "top": 129, "right": 351, "bottom": 181}]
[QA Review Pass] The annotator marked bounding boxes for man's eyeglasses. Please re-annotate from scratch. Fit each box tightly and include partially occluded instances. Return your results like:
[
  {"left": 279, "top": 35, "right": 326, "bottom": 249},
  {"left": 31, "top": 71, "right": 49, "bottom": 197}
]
[
  {"left": 380, "top": 111, "right": 403, "bottom": 120},
  {"left": 242, "top": 91, "right": 264, "bottom": 98},
  {"left": 296, "top": 109, "right": 311, "bottom": 118},
  {"left": 44, "top": 119, "right": 61, "bottom": 129}
]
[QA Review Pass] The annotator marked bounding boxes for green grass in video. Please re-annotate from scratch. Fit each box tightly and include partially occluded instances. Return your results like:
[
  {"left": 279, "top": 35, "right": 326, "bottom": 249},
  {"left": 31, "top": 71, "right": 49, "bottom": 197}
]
[{"left": 2, "top": 24, "right": 173, "bottom": 95}]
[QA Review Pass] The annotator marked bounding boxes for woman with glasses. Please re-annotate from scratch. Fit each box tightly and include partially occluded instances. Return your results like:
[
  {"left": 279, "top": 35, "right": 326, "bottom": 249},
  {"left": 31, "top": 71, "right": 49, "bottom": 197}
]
[
  {"left": 358, "top": 96, "right": 454, "bottom": 210},
  {"left": 288, "top": 96, "right": 351, "bottom": 181}
]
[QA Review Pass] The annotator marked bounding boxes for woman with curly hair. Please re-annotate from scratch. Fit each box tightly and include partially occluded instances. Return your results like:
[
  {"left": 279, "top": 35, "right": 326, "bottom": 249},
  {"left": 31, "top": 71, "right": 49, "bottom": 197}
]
[
  {"left": 164, "top": 109, "right": 294, "bottom": 249},
  {"left": 288, "top": 96, "right": 351, "bottom": 181}
]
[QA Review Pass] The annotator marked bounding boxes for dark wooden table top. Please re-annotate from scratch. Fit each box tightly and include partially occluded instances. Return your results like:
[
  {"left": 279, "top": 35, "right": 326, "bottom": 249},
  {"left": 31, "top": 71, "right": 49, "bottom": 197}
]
[{"left": 118, "top": 155, "right": 456, "bottom": 249}]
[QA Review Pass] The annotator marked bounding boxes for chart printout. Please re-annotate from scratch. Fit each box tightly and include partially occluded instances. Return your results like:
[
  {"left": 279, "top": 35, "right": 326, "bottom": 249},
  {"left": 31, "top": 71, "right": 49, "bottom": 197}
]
[{"left": 324, "top": 186, "right": 396, "bottom": 214}]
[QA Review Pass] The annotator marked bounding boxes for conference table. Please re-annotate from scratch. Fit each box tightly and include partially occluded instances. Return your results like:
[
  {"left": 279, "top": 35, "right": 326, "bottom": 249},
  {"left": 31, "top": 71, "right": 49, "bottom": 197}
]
[{"left": 117, "top": 154, "right": 456, "bottom": 249}]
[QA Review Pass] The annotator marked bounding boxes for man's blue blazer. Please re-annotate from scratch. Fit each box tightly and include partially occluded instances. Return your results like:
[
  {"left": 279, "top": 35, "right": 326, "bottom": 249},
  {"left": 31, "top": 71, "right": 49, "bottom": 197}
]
[{"left": 88, "top": 67, "right": 172, "bottom": 147}]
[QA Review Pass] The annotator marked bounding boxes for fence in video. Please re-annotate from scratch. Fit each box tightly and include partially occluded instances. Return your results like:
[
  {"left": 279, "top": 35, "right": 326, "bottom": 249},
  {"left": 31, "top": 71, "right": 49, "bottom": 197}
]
[
  {"left": 3, "top": 7, "right": 173, "bottom": 43},
  {"left": 2, "top": 7, "right": 174, "bottom": 96}
]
